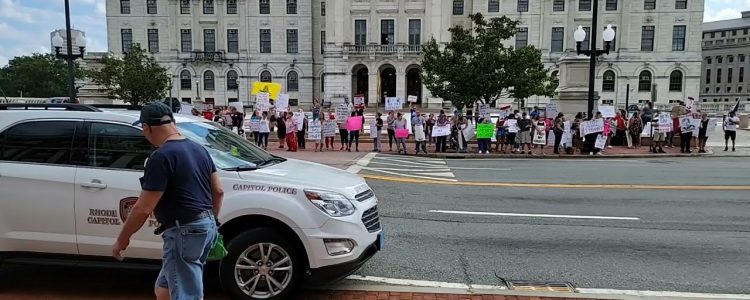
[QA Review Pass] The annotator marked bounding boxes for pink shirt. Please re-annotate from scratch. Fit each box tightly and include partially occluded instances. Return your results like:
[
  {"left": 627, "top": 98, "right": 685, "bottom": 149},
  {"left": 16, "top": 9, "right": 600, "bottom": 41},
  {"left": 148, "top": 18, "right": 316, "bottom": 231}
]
[{"left": 285, "top": 119, "right": 298, "bottom": 134}]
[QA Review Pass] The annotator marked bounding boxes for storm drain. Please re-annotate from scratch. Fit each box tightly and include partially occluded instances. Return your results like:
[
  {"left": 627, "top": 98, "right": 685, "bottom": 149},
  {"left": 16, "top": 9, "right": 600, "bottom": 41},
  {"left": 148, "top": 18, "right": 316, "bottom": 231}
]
[{"left": 506, "top": 280, "right": 576, "bottom": 292}]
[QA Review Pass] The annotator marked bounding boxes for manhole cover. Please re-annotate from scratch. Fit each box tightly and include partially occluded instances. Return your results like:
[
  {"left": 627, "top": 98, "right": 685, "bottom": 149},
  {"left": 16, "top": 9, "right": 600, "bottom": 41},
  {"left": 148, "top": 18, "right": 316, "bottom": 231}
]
[{"left": 506, "top": 280, "right": 576, "bottom": 292}]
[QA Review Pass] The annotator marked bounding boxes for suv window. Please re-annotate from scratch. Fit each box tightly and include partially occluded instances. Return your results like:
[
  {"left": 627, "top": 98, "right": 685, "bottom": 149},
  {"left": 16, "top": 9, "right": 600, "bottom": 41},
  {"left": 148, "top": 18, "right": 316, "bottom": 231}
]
[
  {"left": 87, "top": 122, "right": 153, "bottom": 170},
  {"left": 177, "top": 122, "right": 280, "bottom": 169},
  {"left": 0, "top": 121, "right": 78, "bottom": 164}
]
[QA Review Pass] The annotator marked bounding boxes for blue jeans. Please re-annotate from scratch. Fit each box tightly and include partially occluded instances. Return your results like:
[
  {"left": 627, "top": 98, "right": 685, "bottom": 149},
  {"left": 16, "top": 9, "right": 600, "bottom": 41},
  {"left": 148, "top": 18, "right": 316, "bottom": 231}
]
[{"left": 156, "top": 215, "right": 218, "bottom": 300}]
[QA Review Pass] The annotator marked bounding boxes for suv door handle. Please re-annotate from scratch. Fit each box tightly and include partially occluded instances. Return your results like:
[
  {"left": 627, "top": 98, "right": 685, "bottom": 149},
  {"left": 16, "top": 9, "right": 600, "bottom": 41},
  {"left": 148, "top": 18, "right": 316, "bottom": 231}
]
[{"left": 81, "top": 179, "right": 107, "bottom": 189}]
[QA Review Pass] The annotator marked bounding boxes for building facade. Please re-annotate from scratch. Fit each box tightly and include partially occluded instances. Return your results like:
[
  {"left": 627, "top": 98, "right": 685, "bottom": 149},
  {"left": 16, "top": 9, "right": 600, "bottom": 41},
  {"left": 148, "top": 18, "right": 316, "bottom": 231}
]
[
  {"left": 106, "top": 0, "right": 703, "bottom": 109},
  {"left": 700, "top": 11, "right": 750, "bottom": 105}
]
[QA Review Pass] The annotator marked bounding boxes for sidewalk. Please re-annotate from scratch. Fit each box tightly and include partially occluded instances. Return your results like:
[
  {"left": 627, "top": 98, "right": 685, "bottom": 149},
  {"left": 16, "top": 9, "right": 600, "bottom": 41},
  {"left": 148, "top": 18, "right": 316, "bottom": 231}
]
[{"left": 302, "top": 291, "right": 601, "bottom": 300}]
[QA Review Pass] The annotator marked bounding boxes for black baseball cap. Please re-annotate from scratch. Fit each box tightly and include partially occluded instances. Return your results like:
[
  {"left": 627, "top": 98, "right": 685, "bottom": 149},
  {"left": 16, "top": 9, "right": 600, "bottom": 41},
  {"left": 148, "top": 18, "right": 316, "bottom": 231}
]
[{"left": 133, "top": 102, "right": 175, "bottom": 126}]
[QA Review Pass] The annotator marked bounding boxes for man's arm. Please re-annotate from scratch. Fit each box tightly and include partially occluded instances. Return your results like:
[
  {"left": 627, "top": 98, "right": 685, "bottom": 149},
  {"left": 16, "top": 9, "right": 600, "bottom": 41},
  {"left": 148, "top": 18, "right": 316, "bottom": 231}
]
[
  {"left": 211, "top": 172, "right": 224, "bottom": 218},
  {"left": 113, "top": 190, "right": 163, "bottom": 260}
]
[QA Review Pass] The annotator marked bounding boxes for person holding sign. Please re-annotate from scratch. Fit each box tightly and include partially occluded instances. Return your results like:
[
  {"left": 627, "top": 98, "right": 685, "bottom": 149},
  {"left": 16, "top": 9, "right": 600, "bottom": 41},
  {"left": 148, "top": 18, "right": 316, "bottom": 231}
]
[
  {"left": 324, "top": 109, "right": 337, "bottom": 150},
  {"left": 494, "top": 117, "right": 507, "bottom": 153},
  {"left": 386, "top": 111, "right": 396, "bottom": 152},
  {"left": 413, "top": 113, "right": 428, "bottom": 154},
  {"left": 372, "top": 112, "right": 384, "bottom": 152},
  {"left": 698, "top": 113, "right": 710, "bottom": 153},
  {"left": 347, "top": 111, "right": 363, "bottom": 152},
  {"left": 679, "top": 116, "right": 694, "bottom": 153},
  {"left": 284, "top": 113, "right": 299, "bottom": 152},
  {"left": 434, "top": 110, "right": 450, "bottom": 153},
  {"left": 477, "top": 118, "right": 493, "bottom": 154},
  {"left": 533, "top": 117, "right": 548, "bottom": 155},
  {"left": 394, "top": 112, "right": 409, "bottom": 154},
  {"left": 258, "top": 112, "right": 270, "bottom": 149},
  {"left": 724, "top": 111, "right": 740, "bottom": 152}
]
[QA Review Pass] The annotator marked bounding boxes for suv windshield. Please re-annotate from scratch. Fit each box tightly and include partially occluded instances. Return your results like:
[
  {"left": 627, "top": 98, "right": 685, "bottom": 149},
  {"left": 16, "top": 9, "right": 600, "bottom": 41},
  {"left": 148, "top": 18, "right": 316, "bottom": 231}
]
[{"left": 176, "top": 122, "right": 284, "bottom": 170}]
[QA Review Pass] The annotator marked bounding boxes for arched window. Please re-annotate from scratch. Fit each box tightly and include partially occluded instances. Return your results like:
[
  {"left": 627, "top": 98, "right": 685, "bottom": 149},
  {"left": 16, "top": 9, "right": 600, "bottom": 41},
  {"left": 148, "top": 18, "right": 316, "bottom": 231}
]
[
  {"left": 204, "top": 70, "right": 215, "bottom": 90},
  {"left": 638, "top": 70, "right": 652, "bottom": 91},
  {"left": 287, "top": 71, "right": 299, "bottom": 91},
  {"left": 260, "top": 70, "right": 272, "bottom": 82},
  {"left": 227, "top": 70, "right": 238, "bottom": 90},
  {"left": 602, "top": 70, "right": 616, "bottom": 91},
  {"left": 669, "top": 70, "right": 683, "bottom": 92},
  {"left": 180, "top": 70, "right": 191, "bottom": 90}
]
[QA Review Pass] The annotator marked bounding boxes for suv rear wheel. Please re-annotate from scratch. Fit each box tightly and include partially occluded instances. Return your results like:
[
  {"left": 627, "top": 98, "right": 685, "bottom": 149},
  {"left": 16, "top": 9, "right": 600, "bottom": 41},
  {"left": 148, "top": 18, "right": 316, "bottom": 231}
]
[{"left": 220, "top": 228, "right": 303, "bottom": 300}]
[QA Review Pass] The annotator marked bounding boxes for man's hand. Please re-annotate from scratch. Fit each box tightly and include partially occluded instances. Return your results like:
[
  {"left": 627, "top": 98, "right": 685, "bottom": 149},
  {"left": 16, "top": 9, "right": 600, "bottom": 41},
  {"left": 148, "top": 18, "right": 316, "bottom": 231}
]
[{"left": 112, "top": 237, "right": 129, "bottom": 261}]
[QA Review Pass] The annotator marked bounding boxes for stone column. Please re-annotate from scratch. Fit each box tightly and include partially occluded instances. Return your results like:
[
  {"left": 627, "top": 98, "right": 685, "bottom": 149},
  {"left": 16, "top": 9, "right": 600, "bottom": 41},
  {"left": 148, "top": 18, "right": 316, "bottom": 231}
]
[
  {"left": 396, "top": 71, "right": 406, "bottom": 103},
  {"left": 555, "top": 55, "right": 594, "bottom": 115},
  {"left": 368, "top": 72, "right": 378, "bottom": 108}
]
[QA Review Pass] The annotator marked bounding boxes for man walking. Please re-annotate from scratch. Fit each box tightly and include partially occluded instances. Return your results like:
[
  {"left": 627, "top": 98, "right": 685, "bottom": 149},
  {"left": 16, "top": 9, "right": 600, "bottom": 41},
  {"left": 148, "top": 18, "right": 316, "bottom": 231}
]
[
  {"left": 113, "top": 102, "right": 223, "bottom": 300},
  {"left": 724, "top": 111, "right": 740, "bottom": 151}
]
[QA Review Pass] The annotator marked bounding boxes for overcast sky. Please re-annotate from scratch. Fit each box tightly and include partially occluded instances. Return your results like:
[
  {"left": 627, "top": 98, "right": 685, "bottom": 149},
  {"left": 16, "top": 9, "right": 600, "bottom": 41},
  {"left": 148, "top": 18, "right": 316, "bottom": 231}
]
[{"left": 1, "top": 0, "right": 748, "bottom": 67}]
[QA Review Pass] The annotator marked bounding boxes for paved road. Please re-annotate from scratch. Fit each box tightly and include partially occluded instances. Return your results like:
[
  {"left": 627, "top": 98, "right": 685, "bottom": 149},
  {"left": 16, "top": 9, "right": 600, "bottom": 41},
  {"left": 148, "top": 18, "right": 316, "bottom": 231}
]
[{"left": 354, "top": 156, "right": 750, "bottom": 295}]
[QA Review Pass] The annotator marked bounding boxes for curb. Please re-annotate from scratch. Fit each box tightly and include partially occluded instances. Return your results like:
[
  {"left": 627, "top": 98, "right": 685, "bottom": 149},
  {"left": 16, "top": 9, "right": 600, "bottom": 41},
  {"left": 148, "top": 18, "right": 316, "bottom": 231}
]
[{"left": 408, "top": 151, "right": 715, "bottom": 159}]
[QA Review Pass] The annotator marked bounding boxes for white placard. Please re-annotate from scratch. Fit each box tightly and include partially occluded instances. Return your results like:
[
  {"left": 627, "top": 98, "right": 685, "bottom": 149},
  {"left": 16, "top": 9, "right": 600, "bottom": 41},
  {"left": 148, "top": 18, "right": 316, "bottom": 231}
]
[
  {"left": 680, "top": 116, "right": 696, "bottom": 134},
  {"left": 407, "top": 95, "right": 418, "bottom": 103},
  {"left": 595, "top": 134, "right": 607, "bottom": 149},
  {"left": 432, "top": 124, "right": 451, "bottom": 137},
  {"left": 258, "top": 120, "right": 269, "bottom": 133},
  {"left": 354, "top": 96, "right": 365, "bottom": 107},
  {"left": 385, "top": 97, "right": 402, "bottom": 111},
  {"left": 533, "top": 126, "right": 547, "bottom": 145},
  {"left": 462, "top": 124, "right": 475, "bottom": 141},
  {"left": 562, "top": 132, "right": 573, "bottom": 147},
  {"left": 229, "top": 101, "right": 244, "bottom": 113},
  {"left": 599, "top": 105, "right": 616, "bottom": 118},
  {"left": 546, "top": 102, "right": 559, "bottom": 119},
  {"left": 255, "top": 92, "right": 271, "bottom": 111},
  {"left": 641, "top": 122, "right": 653, "bottom": 137},
  {"left": 658, "top": 113, "right": 673, "bottom": 132},
  {"left": 276, "top": 94, "right": 289, "bottom": 112},
  {"left": 293, "top": 112, "right": 305, "bottom": 131},
  {"left": 506, "top": 119, "right": 519, "bottom": 133},
  {"left": 499, "top": 109, "right": 509, "bottom": 120},
  {"left": 248, "top": 119, "right": 261, "bottom": 132},
  {"left": 563, "top": 120, "right": 571, "bottom": 132},
  {"left": 478, "top": 104, "right": 491, "bottom": 120},
  {"left": 335, "top": 104, "right": 350, "bottom": 123},
  {"left": 706, "top": 120, "right": 718, "bottom": 135},
  {"left": 323, "top": 120, "right": 338, "bottom": 137},
  {"left": 581, "top": 119, "right": 604, "bottom": 136},
  {"left": 547, "top": 130, "right": 556, "bottom": 147},
  {"left": 370, "top": 119, "right": 380, "bottom": 138},
  {"left": 179, "top": 103, "right": 194, "bottom": 115},
  {"left": 308, "top": 120, "right": 321, "bottom": 140}
]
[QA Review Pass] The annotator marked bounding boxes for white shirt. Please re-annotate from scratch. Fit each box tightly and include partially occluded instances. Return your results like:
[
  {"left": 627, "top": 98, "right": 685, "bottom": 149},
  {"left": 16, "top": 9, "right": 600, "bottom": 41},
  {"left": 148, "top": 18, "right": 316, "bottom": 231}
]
[{"left": 724, "top": 116, "right": 740, "bottom": 131}]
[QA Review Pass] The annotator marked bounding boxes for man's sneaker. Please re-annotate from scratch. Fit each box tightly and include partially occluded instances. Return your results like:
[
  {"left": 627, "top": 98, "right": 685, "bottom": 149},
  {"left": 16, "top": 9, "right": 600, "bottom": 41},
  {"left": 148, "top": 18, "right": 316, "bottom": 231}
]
[
  {"left": 733, "top": 147, "right": 736, "bottom": 152},
  {"left": 725, "top": 147, "right": 729, "bottom": 151}
]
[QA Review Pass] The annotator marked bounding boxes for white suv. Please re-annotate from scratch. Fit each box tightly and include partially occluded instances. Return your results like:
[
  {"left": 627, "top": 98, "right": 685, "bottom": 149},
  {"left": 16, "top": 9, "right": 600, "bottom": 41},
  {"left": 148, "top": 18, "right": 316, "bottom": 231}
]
[{"left": 0, "top": 103, "right": 383, "bottom": 300}]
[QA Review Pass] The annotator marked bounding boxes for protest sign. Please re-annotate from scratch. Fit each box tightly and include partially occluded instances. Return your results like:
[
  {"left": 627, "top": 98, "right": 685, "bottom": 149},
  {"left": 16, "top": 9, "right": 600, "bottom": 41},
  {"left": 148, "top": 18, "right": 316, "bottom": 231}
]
[
  {"left": 499, "top": 109, "right": 509, "bottom": 120},
  {"left": 347, "top": 116, "right": 363, "bottom": 131},
  {"left": 506, "top": 119, "right": 519, "bottom": 133},
  {"left": 255, "top": 92, "right": 271, "bottom": 111},
  {"left": 354, "top": 96, "right": 365, "bottom": 108},
  {"left": 658, "top": 113, "right": 673, "bottom": 132},
  {"left": 307, "top": 120, "right": 321, "bottom": 140},
  {"left": 599, "top": 105, "right": 615, "bottom": 118},
  {"left": 432, "top": 124, "right": 451, "bottom": 137},
  {"left": 179, "top": 103, "right": 194, "bottom": 115},
  {"left": 385, "top": 97, "right": 402, "bottom": 111},
  {"left": 641, "top": 122, "right": 653, "bottom": 137},
  {"left": 477, "top": 124, "right": 494, "bottom": 139},
  {"left": 276, "top": 94, "right": 289, "bottom": 112},
  {"left": 478, "top": 104, "right": 491, "bottom": 120},
  {"left": 546, "top": 130, "right": 555, "bottom": 146},
  {"left": 462, "top": 124, "right": 475, "bottom": 141},
  {"left": 691, "top": 118, "right": 700, "bottom": 136},
  {"left": 335, "top": 104, "right": 350, "bottom": 123},
  {"left": 581, "top": 119, "right": 604, "bottom": 136},
  {"left": 323, "top": 120, "right": 337, "bottom": 137},
  {"left": 370, "top": 119, "right": 379, "bottom": 138},
  {"left": 229, "top": 101, "right": 244, "bottom": 113},
  {"left": 562, "top": 132, "right": 573, "bottom": 147},
  {"left": 680, "top": 116, "right": 696, "bottom": 134},
  {"left": 395, "top": 128, "right": 409, "bottom": 138},
  {"left": 248, "top": 119, "right": 261, "bottom": 132},
  {"left": 595, "top": 134, "right": 606, "bottom": 149},
  {"left": 706, "top": 120, "right": 717, "bottom": 134},
  {"left": 407, "top": 95, "right": 418, "bottom": 103},
  {"left": 533, "top": 126, "right": 547, "bottom": 145},
  {"left": 563, "top": 120, "right": 571, "bottom": 132},
  {"left": 251, "top": 82, "right": 282, "bottom": 99},
  {"left": 258, "top": 120, "right": 269, "bottom": 132},
  {"left": 293, "top": 112, "right": 305, "bottom": 131},
  {"left": 546, "top": 102, "right": 559, "bottom": 118}
]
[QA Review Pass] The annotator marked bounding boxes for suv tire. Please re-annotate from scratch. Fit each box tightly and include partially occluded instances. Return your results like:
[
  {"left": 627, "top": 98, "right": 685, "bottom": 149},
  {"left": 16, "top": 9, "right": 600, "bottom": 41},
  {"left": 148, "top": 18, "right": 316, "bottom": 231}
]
[{"left": 220, "top": 228, "right": 303, "bottom": 300}]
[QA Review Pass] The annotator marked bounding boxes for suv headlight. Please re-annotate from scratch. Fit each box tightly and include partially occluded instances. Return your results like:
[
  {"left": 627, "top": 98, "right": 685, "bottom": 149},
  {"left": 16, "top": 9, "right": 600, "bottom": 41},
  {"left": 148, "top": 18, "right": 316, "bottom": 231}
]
[{"left": 304, "top": 189, "right": 356, "bottom": 217}]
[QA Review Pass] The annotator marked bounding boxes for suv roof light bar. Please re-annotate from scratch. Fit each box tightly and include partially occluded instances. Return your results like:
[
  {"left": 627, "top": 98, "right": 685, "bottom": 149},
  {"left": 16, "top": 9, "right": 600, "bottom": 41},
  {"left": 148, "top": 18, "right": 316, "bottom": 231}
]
[{"left": 0, "top": 103, "right": 102, "bottom": 111}]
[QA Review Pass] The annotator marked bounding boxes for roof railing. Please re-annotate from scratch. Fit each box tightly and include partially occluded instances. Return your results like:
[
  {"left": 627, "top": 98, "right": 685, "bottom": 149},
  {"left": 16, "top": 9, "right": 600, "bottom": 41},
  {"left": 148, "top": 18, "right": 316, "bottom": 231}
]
[{"left": 0, "top": 103, "right": 101, "bottom": 111}]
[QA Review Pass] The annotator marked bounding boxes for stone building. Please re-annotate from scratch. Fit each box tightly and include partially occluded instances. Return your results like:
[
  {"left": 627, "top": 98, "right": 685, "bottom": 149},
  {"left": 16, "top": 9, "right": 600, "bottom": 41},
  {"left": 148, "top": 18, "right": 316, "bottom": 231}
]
[{"left": 700, "top": 11, "right": 750, "bottom": 105}]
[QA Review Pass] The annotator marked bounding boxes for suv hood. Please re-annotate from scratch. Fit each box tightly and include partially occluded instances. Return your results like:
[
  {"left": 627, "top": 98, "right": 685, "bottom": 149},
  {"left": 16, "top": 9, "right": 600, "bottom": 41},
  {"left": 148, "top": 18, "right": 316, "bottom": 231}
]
[{"left": 237, "top": 158, "right": 366, "bottom": 191}]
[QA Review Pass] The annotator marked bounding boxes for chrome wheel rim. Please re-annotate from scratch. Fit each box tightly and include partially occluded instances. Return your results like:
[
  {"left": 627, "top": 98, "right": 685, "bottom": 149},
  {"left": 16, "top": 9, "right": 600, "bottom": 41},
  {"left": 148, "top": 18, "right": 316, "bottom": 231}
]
[{"left": 234, "top": 242, "right": 293, "bottom": 299}]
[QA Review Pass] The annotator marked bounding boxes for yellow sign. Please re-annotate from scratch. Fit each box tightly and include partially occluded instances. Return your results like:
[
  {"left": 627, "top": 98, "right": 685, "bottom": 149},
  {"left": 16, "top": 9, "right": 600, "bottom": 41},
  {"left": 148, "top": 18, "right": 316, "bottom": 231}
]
[{"left": 251, "top": 82, "right": 282, "bottom": 99}]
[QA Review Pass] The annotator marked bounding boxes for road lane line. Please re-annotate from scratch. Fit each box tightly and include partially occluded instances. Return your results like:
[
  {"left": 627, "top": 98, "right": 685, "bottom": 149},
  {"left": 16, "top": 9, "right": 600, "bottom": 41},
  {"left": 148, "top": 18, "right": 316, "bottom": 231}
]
[
  {"left": 366, "top": 167, "right": 452, "bottom": 172},
  {"left": 577, "top": 288, "right": 750, "bottom": 299},
  {"left": 415, "top": 172, "right": 456, "bottom": 178},
  {"left": 361, "top": 174, "right": 750, "bottom": 190},
  {"left": 361, "top": 167, "right": 459, "bottom": 182},
  {"left": 374, "top": 156, "right": 448, "bottom": 166},
  {"left": 347, "top": 152, "right": 377, "bottom": 173},
  {"left": 429, "top": 210, "right": 640, "bottom": 221}
]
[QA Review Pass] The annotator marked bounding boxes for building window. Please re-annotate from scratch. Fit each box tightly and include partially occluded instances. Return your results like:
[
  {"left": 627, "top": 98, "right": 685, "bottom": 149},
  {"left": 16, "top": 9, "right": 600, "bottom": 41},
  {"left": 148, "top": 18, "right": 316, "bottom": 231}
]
[
  {"left": 287, "top": 29, "right": 298, "bottom": 53},
  {"left": 180, "top": 70, "right": 192, "bottom": 90},
  {"left": 718, "top": 56, "right": 723, "bottom": 63},
  {"left": 181, "top": 29, "right": 192, "bottom": 52},
  {"left": 727, "top": 87, "right": 732, "bottom": 93},
  {"left": 320, "top": 31, "right": 326, "bottom": 54},
  {"left": 644, "top": 0, "right": 655, "bottom": 10},
  {"left": 717, "top": 68, "right": 722, "bottom": 84},
  {"left": 355, "top": 20, "right": 367, "bottom": 46},
  {"left": 669, "top": 70, "right": 683, "bottom": 91},
  {"left": 553, "top": 0, "right": 565, "bottom": 12},
  {"left": 120, "top": 0, "right": 130, "bottom": 14},
  {"left": 204, "top": 71, "right": 215, "bottom": 90},
  {"left": 121, "top": 29, "right": 133, "bottom": 53},
  {"left": 409, "top": 19, "right": 421, "bottom": 45},
  {"left": 260, "top": 29, "right": 271, "bottom": 53},
  {"left": 728, "top": 68, "right": 733, "bottom": 83},
  {"left": 581, "top": 27, "right": 591, "bottom": 50},
  {"left": 672, "top": 25, "right": 686, "bottom": 51},
  {"left": 707, "top": 57, "right": 712, "bottom": 64},
  {"left": 579, "top": 0, "right": 591, "bottom": 11},
  {"left": 203, "top": 29, "right": 215, "bottom": 52},
  {"left": 287, "top": 0, "right": 297, "bottom": 14},
  {"left": 227, "top": 0, "right": 237, "bottom": 14},
  {"left": 287, "top": 71, "right": 299, "bottom": 91},
  {"left": 260, "top": 0, "right": 270, "bottom": 14},
  {"left": 517, "top": 0, "right": 529, "bottom": 12},
  {"left": 227, "top": 29, "right": 239, "bottom": 53},
  {"left": 515, "top": 27, "right": 528, "bottom": 49},
  {"left": 321, "top": 1, "right": 326, "bottom": 16},
  {"left": 740, "top": 55, "right": 745, "bottom": 62},
  {"left": 551, "top": 27, "right": 564, "bottom": 52},
  {"left": 602, "top": 70, "right": 616, "bottom": 91},
  {"left": 706, "top": 69, "right": 711, "bottom": 84},
  {"left": 453, "top": 0, "right": 464, "bottom": 15},
  {"left": 203, "top": 0, "right": 214, "bottom": 14},
  {"left": 638, "top": 71, "right": 652, "bottom": 91},
  {"left": 180, "top": 0, "right": 190, "bottom": 14},
  {"left": 147, "top": 29, "right": 159, "bottom": 53},
  {"left": 641, "top": 26, "right": 655, "bottom": 51},
  {"left": 733, "top": 30, "right": 738, "bottom": 36},
  {"left": 488, "top": 0, "right": 500, "bottom": 12},
  {"left": 147, "top": 0, "right": 157, "bottom": 14},
  {"left": 675, "top": 0, "right": 687, "bottom": 9},
  {"left": 227, "top": 70, "right": 238, "bottom": 90},
  {"left": 605, "top": 0, "right": 617, "bottom": 10},
  {"left": 729, "top": 56, "right": 734, "bottom": 63},
  {"left": 705, "top": 88, "right": 709, "bottom": 93},
  {"left": 260, "top": 71, "right": 272, "bottom": 82},
  {"left": 381, "top": 20, "right": 395, "bottom": 45},
  {"left": 721, "top": 31, "right": 726, "bottom": 37}
]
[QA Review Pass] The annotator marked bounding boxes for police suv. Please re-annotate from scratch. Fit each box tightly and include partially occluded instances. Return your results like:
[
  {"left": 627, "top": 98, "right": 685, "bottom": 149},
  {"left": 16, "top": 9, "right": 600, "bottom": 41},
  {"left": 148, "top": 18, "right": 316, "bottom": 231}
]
[{"left": 0, "top": 103, "right": 383, "bottom": 299}]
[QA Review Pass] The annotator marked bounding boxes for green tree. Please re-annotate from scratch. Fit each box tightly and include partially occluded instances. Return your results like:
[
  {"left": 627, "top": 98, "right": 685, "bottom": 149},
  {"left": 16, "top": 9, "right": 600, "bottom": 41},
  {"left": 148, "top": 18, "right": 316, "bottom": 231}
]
[
  {"left": 0, "top": 54, "right": 81, "bottom": 98},
  {"left": 421, "top": 13, "right": 555, "bottom": 111},
  {"left": 88, "top": 44, "right": 169, "bottom": 105}
]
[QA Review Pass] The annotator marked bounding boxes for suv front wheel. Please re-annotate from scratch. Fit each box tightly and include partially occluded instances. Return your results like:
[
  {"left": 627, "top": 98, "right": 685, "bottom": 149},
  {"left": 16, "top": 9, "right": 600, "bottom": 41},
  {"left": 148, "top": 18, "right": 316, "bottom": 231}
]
[{"left": 220, "top": 228, "right": 303, "bottom": 300}]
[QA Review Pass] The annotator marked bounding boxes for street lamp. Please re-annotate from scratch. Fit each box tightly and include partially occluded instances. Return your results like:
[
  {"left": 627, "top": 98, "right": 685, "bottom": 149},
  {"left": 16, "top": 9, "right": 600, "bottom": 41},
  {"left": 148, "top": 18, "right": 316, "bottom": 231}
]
[
  {"left": 51, "top": 0, "right": 86, "bottom": 103},
  {"left": 574, "top": 3, "right": 616, "bottom": 120}
]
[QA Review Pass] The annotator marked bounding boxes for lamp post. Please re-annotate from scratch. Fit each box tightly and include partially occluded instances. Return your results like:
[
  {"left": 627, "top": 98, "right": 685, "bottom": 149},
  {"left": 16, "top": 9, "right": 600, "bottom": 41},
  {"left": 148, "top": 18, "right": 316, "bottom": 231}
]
[
  {"left": 51, "top": 0, "right": 86, "bottom": 103},
  {"left": 574, "top": 3, "right": 616, "bottom": 120}
]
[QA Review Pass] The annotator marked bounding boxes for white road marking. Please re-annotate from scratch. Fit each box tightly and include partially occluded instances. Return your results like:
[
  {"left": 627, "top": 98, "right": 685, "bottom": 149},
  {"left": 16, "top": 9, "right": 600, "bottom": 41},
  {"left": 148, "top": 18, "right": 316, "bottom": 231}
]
[
  {"left": 415, "top": 172, "right": 456, "bottom": 178},
  {"left": 457, "top": 158, "right": 642, "bottom": 163},
  {"left": 344, "top": 275, "right": 506, "bottom": 290},
  {"left": 366, "top": 161, "right": 450, "bottom": 168},
  {"left": 448, "top": 167, "right": 512, "bottom": 171},
  {"left": 577, "top": 288, "right": 750, "bottom": 299},
  {"left": 367, "top": 167, "right": 452, "bottom": 172},
  {"left": 347, "top": 152, "right": 377, "bottom": 174},
  {"left": 362, "top": 167, "right": 458, "bottom": 182},
  {"left": 429, "top": 210, "right": 640, "bottom": 221},
  {"left": 375, "top": 156, "right": 447, "bottom": 166}
]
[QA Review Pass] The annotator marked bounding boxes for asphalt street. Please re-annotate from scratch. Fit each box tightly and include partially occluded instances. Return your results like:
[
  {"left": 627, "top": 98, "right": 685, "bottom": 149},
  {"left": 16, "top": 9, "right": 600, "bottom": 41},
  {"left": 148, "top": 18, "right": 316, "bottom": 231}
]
[{"left": 354, "top": 156, "right": 750, "bottom": 295}]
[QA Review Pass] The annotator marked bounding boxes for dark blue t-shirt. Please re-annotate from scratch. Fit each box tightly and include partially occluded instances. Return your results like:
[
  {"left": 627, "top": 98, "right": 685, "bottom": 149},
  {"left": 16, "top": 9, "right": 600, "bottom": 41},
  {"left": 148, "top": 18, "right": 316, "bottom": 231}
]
[{"left": 141, "top": 139, "right": 216, "bottom": 224}]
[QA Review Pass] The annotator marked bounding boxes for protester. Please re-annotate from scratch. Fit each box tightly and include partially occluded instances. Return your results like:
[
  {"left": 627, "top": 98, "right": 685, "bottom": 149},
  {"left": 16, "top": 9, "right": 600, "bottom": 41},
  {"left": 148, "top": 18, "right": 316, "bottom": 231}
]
[
  {"left": 386, "top": 111, "right": 396, "bottom": 152},
  {"left": 435, "top": 110, "right": 449, "bottom": 153},
  {"left": 413, "top": 112, "right": 427, "bottom": 154},
  {"left": 641, "top": 101, "right": 653, "bottom": 125},
  {"left": 572, "top": 112, "right": 583, "bottom": 154},
  {"left": 495, "top": 116, "right": 507, "bottom": 153},
  {"left": 338, "top": 114, "right": 349, "bottom": 151},
  {"left": 613, "top": 111, "right": 626, "bottom": 146},
  {"left": 724, "top": 111, "right": 740, "bottom": 151},
  {"left": 373, "top": 112, "right": 384, "bottom": 152},
  {"left": 698, "top": 113, "right": 710, "bottom": 153},
  {"left": 230, "top": 106, "right": 244, "bottom": 134},
  {"left": 250, "top": 110, "right": 261, "bottom": 144},
  {"left": 284, "top": 113, "right": 298, "bottom": 152},
  {"left": 517, "top": 112, "right": 532, "bottom": 154},
  {"left": 325, "top": 109, "right": 336, "bottom": 150},
  {"left": 651, "top": 110, "right": 667, "bottom": 153},
  {"left": 315, "top": 113, "right": 326, "bottom": 152},
  {"left": 477, "top": 117, "right": 492, "bottom": 154},
  {"left": 456, "top": 116, "right": 469, "bottom": 153},
  {"left": 533, "top": 116, "right": 547, "bottom": 155},
  {"left": 427, "top": 114, "right": 436, "bottom": 145},
  {"left": 628, "top": 111, "right": 643, "bottom": 149},
  {"left": 312, "top": 99, "right": 321, "bottom": 121},
  {"left": 394, "top": 112, "right": 408, "bottom": 154},
  {"left": 553, "top": 112, "right": 565, "bottom": 154},
  {"left": 296, "top": 109, "right": 308, "bottom": 150},
  {"left": 277, "top": 112, "right": 287, "bottom": 149},
  {"left": 504, "top": 113, "right": 517, "bottom": 153},
  {"left": 680, "top": 116, "right": 694, "bottom": 154},
  {"left": 258, "top": 112, "right": 270, "bottom": 149},
  {"left": 348, "top": 111, "right": 361, "bottom": 152},
  {"left": 585, "top": 112, "right": 604, "bottom": 155}
]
